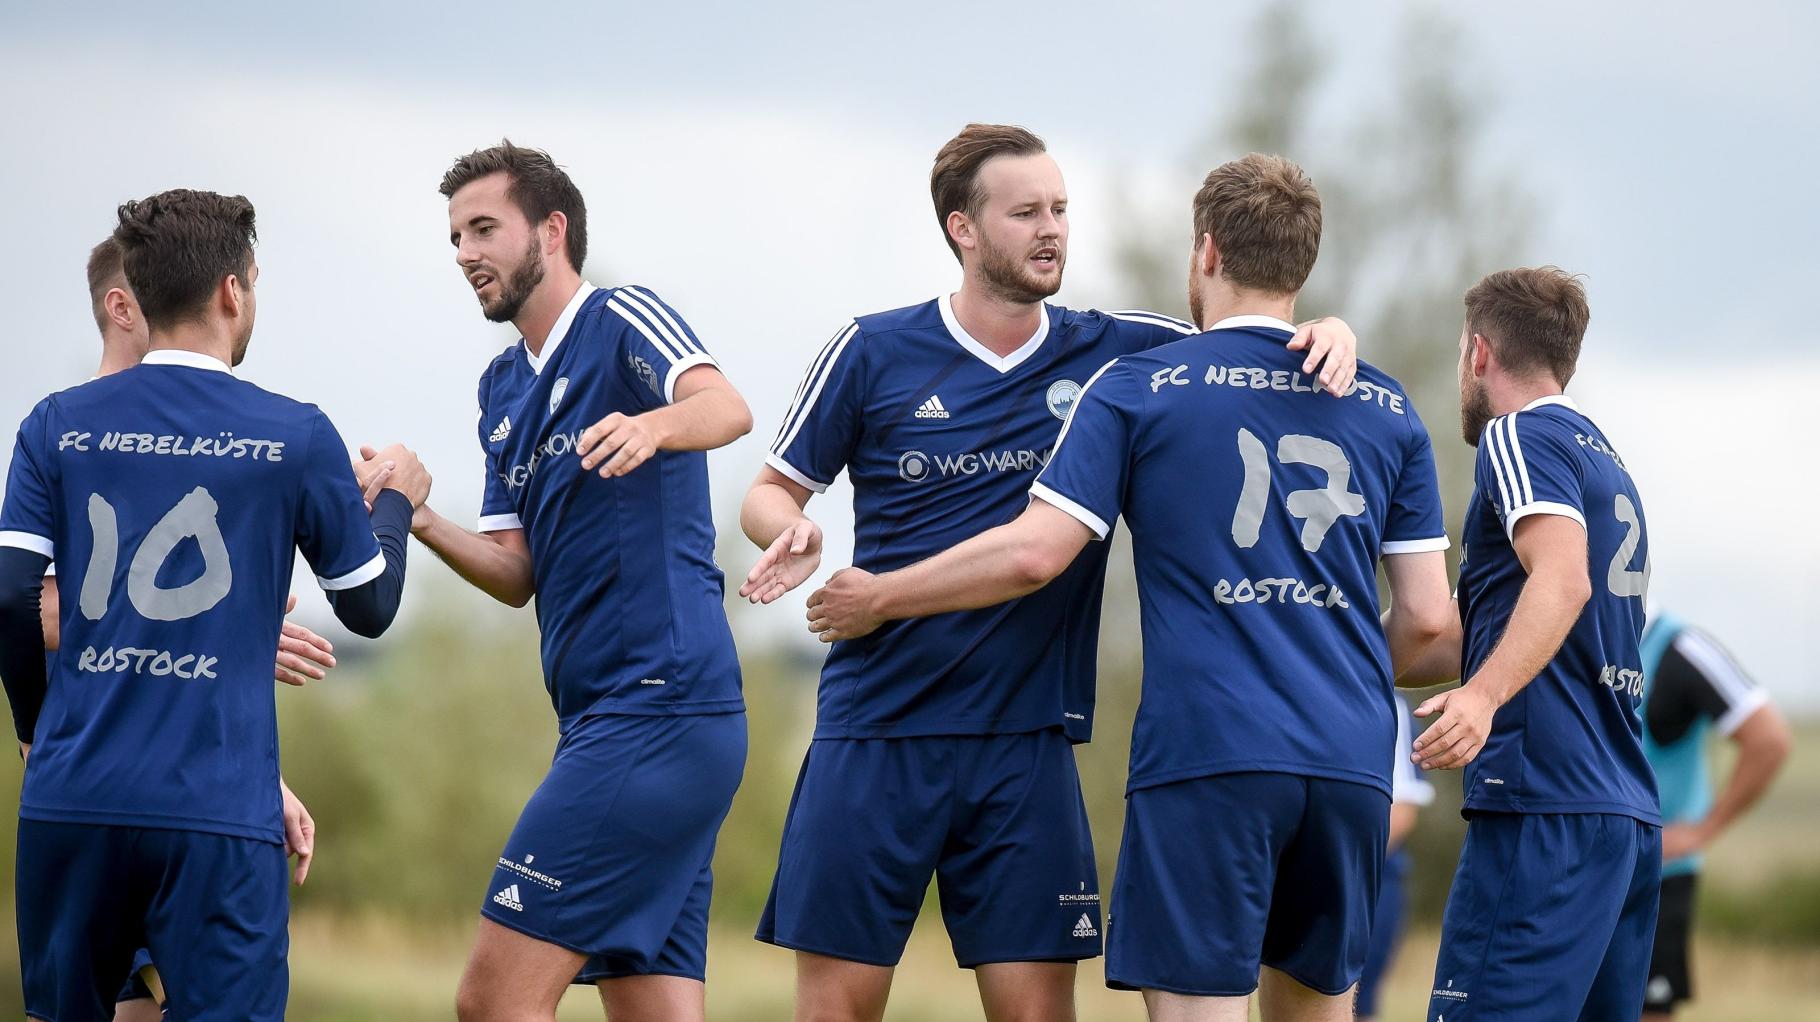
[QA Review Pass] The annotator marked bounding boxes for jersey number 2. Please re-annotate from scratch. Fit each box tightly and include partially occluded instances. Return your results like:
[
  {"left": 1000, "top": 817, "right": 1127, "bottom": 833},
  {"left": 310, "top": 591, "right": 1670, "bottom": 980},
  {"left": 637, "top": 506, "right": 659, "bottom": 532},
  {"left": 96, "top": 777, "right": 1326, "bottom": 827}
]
[
  {"left": 1607, "top": 493, "right": 1649, "bottom": 598},
  {"left": 79, "top": 487, "right": 232, "bottom": 622}
]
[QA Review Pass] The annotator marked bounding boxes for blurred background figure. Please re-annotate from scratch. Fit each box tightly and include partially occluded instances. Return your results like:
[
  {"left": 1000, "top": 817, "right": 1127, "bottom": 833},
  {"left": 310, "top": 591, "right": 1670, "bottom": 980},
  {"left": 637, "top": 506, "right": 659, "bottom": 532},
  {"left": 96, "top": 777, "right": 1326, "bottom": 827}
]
[
  {"left": 1640, "top": 611, "right": 1791, "bottom": 1020},
  {"left": 1354, "top": 694, "right": 1433, "bottom": 1022}
]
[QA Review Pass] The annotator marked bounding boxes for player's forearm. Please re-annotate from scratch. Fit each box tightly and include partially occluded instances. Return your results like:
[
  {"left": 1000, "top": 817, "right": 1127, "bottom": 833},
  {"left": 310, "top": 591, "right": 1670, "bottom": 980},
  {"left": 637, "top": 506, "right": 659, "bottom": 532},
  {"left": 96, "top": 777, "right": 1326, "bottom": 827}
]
[
  {"left": 411, "top": 508, "right": 535, "bottom": 607},
  {"left": 324, "top": 491, "right": 412, "bottom": 638},
  {"left": 1462, "top": 564, "right": 1588, "bottom": 707},
  {"left": 1702, "top": 710, "right": 1792, "bottom": 842},
  {"left": 740, "top": 479, "right": 811, "bottom": 550},
  {"left": 1392, "top": 610, "right": 1462, "bottom": 687},
  {"left": 0, "top": 548, "right": 51, "bottom": 745},
  {"left": 873, "top": 522, "right": 1062, "bottom": 622},
  {"left": 642, "top": 385, "right": 752, "bottom": 453}
]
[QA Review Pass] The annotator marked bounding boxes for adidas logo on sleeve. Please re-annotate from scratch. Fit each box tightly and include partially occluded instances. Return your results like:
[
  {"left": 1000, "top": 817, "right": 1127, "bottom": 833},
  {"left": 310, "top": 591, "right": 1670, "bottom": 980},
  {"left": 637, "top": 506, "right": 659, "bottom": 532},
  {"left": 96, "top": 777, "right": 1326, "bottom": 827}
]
[
  {"left": 491, "top": 884, "right": 524, "bottom": 911},
  {"left": 915, "top": 394, "right": 951, "bottom": 419}
]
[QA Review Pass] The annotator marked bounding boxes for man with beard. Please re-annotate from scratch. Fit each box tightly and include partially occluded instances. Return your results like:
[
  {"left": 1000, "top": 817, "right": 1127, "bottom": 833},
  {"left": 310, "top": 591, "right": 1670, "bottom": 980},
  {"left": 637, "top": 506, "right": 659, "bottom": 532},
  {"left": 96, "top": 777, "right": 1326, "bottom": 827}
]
[
  {"left": 738, "top": 129, "right": 1365, "bottom": 1021},
  {"left": 404, "top": 141, "right": 752, "bottom": 1022},
  {"left": 45, "top": 235, "right": 346, "bottom": 1022},
  {"left": 0, "top": 189, "right": 421, "bottom": 1021},
  {"left": 1403, "top": 267, "right": 1660, "bottom": 1020},
  {"left": 796, "top": 152, "right": 1452, "bottom": 1022}
]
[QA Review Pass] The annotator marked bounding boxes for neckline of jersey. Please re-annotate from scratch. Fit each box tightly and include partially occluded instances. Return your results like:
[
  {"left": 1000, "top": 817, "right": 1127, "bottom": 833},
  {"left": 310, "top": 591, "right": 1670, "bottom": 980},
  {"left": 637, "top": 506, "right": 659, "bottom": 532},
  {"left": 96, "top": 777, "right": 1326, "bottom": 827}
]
[
  {"left": 937, "top": 293, "right": 1050, "bottom": 374},
  {"left": 1206, "top": 314, "right": 1296, "bottom": 334},
  {"left": 524, "top": 281, "right": 598, "bottom": 375},
  {"left": 1520, "top": 394, "right": 1579, "bottom": 413},
  {"left": 141, "top": 349, "right": 233, "bottom": 375}
]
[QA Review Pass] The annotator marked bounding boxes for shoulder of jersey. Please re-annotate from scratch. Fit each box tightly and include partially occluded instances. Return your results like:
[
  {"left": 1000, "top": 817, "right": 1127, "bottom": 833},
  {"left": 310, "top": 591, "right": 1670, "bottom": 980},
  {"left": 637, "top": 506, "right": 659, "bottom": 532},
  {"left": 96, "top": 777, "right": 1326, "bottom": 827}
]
[
  {"left": 851, "top": 298, "right": 941, "bottom": 339},
  {"left": 1101, "top": 308, "right": 1197, "bottom": 332}
]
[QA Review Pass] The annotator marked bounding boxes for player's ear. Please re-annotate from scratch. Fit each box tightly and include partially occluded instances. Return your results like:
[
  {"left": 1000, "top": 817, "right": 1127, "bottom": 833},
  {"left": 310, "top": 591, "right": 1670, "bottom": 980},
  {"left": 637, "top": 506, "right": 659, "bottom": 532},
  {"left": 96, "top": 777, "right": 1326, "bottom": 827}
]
[
  {"left": 544, "top": 210, "right": 568, "bottom": 260},
  {"left": 947, "top": 210, "right": 974, "bottom": 254},
  {"left": 1470, "top": 333, "right": 1493, "bottom": 377},
  {"left": 103, "top": 288, "right": 135, "bottom": 333},
  {"left": 1198, "top": 233, "right": 1220, "bottom": 277}
]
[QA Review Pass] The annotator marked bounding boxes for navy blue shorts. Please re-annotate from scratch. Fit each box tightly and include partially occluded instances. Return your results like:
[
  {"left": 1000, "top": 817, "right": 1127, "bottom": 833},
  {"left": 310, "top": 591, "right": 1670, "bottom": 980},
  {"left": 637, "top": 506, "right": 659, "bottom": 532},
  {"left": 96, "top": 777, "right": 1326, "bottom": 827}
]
[
  {"left": 1429, "top": 811, "right": 1661, "bottom": 1021},
  {"left": 758, "top": 729, "right": 1100, "bottom": 968},
  {"left": 480, "top": 711, "right": 746, "bottom": 983},
  {"left": 1106, "top": 772, "right": 1388, "bottom": 997},
  {"left": 17, "top": 818, "right": 287, "bottom": 1022},
  {"left": 1354, "top": 847, "right": 1411, "bottom": 1017}
]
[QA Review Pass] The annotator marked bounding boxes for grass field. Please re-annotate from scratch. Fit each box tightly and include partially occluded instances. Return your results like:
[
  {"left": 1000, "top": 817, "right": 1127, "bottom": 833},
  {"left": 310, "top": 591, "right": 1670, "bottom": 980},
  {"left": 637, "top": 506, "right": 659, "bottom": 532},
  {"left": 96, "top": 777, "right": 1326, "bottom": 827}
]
[{"left": 281, "top": 916, "right": 1820, "bottom": 1020}]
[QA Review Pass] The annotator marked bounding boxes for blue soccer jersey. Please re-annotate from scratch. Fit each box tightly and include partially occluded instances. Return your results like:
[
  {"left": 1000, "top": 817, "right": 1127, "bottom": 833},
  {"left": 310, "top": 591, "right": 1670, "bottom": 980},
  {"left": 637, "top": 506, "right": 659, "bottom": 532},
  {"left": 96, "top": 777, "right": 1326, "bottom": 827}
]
[
  {"left": 1456, "top": 395, "right": 1658, "bottom": 822},
  {"left": 0, "top": 350, "right": 384, "bottom": 843},
  {"left": 1032, "top": 316, "right": 1449, "bottom": 795},
  {"left": 768, "top": 296, "right": 1195, "bottom": 741},
  {"left": 475, "top": 282, "right": 741, "bottom": 728}
]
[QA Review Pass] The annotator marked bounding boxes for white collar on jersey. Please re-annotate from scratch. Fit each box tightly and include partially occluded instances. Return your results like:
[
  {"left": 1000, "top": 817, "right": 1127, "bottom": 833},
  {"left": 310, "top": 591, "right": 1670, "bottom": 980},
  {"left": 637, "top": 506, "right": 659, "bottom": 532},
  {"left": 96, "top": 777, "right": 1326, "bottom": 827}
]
[
  {"left": 141, "top": 348, "right": 233, "bottom": 375},
  {"left": 938, "top": 293, "right": 1050, "bottom": 374},
  {"left": 1521, "top": 394, "right": 1580, "bottom": 413},
  {"left": 525, "top": 281, "right": 597, "bottom": 375},
  {"left": 1206, "top": 314, "right": 1296, "bottom": 334}
]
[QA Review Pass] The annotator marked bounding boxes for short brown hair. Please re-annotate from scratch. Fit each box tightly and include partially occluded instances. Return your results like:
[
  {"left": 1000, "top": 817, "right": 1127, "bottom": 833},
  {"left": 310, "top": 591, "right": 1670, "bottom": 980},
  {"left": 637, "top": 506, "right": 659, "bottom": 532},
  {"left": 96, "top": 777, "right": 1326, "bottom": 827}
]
[
  {"left": 440, "top": 140, "right": 587, "bottom": 273},
  {"left": 1191, "top": 153, "right": 1322, "bottom": 295},
  {"left": 930, "top": 124, "right": 1047, "bottom": 263},
  {"left": 1463, "top": 267, "right": 1589, "bottom": 386},
  {"left": 85, "top": 236, "right": 127, "bottom": 333},
  {"left": 112, "top": 189, "right": 257, "bottom": 332}
]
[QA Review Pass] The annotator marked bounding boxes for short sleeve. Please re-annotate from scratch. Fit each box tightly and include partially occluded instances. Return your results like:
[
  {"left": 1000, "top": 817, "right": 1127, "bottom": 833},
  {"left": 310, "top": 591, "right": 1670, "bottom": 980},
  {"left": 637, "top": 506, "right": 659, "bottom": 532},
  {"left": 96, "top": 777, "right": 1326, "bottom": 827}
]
[
  {"left": 766, "top": 321, "right": 865, "bottom": 493},
  {"left": 1477, "top": 412, "right": 1585, "bottom": 541},
  {"left": 294, "top": 410, "right": 385, "bottom": 591},
  {"left": 1381, "top": 406, "right": 1450, "bottom": 556},
  {"left": 1029, "top": 360, "right": 1135, "bottom": 541},
  {"left": 0, "top": 400, "right": 58, "bottom": 558},
  {"left": 603, "top": 285, "right": 719, "bottom": 409},
  {"left": 475, "top": 374, "right": 521, "bottom": 533},
  {"left": 1666, "top": 628, "right": 1769, "bottom": 737}
]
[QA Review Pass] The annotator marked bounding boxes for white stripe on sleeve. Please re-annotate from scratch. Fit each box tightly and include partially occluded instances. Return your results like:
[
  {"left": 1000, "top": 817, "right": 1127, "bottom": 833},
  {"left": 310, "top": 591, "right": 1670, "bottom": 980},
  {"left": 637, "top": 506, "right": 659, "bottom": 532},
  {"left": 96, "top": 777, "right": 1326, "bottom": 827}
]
[
  {"left": 772, "top": 323, "right": 860, "bottom": 457},
  {"left": 0, "top": 531, "right": 54, "bottom": 558},
  {"left": 607, "top": 298, "right": 686, "bottom": 364},
  {"left": 620, "top": 286, "right": 703, "bottom": 355},
  {"left": 317, "top": 551, "right": 386, "bottom": 591},
  {"left": 1108, "top": 310, "right": 1197, "bottom": 335}
]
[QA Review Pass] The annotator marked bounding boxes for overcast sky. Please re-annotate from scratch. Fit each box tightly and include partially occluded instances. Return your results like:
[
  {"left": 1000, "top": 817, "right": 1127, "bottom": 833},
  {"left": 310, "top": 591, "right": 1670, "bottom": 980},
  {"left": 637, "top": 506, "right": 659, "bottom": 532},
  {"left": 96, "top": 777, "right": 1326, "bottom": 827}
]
[{"left": 4, "top": 1, "right": 1816, "bottom": 707}]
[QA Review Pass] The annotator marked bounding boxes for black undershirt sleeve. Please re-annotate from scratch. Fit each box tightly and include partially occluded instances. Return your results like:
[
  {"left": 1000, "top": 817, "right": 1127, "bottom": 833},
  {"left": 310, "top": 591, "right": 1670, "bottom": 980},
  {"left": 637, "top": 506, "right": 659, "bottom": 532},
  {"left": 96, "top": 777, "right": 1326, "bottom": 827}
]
[
  {"left": 0, "top": 546, "right": 52, "bottom": 745},
  {"left": 323, "top": 489, "right": 412, "bottom": 638}
]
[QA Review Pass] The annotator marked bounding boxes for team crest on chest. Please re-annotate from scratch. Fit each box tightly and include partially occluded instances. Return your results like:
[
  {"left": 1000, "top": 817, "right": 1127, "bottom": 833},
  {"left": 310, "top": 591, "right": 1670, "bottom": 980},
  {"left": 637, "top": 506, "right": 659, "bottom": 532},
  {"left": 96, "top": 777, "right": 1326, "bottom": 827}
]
[
  {"left": 549, "top": 377, "right": 570, "bottom": 415},
  {"left": 1046, "top": 379, "right": 1081, "bottom": 420}
]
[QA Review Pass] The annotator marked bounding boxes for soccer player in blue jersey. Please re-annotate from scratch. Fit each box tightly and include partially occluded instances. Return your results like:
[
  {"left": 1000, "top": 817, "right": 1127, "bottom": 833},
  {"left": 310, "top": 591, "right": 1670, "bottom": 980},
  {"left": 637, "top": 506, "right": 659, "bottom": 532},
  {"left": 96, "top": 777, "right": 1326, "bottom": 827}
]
[
  {"left": 1637, "top": 613, "right": 1788, "bottom": 1020},
  {"left": 740, "top": 128, "right": 1372, "bottom": 1022},
  {"left": 50, "top": 235, "right": 345, "bottom": 1022},
  {"left": 1400, "top": 267, "right": 1661, "bottom": 1020},
  {"left": 0, "top": 189, "right": 421, "bottom": 1022},
  {"left": 401, "top": 142, "right": 752, "bottom": 1022},
  {"left": 802, "top": 152, "right": 1453, "bottom": 1022}
]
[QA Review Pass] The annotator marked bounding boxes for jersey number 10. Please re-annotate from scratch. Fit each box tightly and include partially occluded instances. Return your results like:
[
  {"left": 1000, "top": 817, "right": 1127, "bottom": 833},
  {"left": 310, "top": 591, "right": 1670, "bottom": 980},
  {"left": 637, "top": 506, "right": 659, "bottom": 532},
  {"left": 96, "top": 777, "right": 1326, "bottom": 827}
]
[{"left": 79, "top": 487, "right": 233, "bottom": 622}]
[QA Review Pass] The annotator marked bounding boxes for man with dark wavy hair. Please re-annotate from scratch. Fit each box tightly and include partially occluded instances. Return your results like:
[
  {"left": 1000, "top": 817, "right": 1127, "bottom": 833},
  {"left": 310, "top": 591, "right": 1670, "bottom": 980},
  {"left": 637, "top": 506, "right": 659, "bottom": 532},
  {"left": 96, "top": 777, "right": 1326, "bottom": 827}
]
[
  {"left": 0, "top": 189, "right": 423, "bottom": 1022},
  {"left": 407, "top": 142, "right": 754, "bottom": 1022}
]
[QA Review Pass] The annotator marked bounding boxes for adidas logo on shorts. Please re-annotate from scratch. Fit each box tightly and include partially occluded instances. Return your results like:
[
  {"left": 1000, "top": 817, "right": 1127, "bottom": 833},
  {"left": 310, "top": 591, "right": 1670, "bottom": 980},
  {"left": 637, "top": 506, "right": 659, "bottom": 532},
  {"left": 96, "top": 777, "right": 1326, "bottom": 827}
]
[
  {"left": 489, "top": 417, "right": 513, "bottom": 443},
  {"left": 492, "top": 884, "right": 524, "bottom": 912},
  {"left": 1072, "top": 913, "right": 1098, "bottom": 939},
  {"left": 914, "top": 395, "right": 951, "bottom": 419}
]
